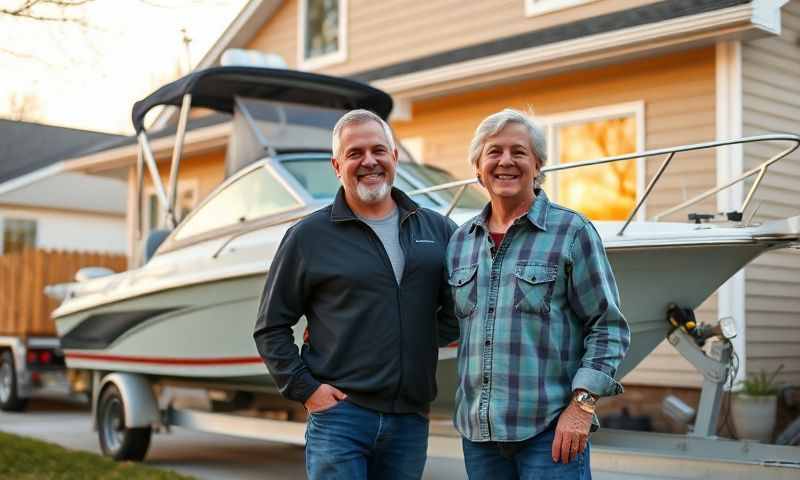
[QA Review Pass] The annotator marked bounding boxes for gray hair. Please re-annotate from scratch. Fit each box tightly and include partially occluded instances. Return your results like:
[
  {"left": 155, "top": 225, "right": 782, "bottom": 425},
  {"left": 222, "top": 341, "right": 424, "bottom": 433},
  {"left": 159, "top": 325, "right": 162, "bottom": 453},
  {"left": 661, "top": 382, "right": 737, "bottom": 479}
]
[
  {"left": 468, "top": 109, "right": 548, "bottom": 175},
  {"left": 331, "top": 109, "right": 396, "bottom": 158}
]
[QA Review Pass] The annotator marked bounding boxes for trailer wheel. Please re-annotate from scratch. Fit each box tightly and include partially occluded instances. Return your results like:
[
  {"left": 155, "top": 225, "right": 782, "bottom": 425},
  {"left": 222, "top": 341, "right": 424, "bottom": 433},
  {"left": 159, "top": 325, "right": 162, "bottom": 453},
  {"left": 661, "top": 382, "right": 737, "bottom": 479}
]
[
  {"left": 0, "top": 350, "right": 27, "bottom": 412},
  {"left": 97, "top": 384, "right": 152, "bottom": 461}
]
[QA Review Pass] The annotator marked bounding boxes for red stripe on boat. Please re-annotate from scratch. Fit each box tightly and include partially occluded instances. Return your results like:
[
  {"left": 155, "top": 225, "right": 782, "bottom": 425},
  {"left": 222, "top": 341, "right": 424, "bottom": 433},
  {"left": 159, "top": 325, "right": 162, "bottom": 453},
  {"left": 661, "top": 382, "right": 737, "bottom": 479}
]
[{"left": 65, "top": 352, "right": 262, "bottom": 366}]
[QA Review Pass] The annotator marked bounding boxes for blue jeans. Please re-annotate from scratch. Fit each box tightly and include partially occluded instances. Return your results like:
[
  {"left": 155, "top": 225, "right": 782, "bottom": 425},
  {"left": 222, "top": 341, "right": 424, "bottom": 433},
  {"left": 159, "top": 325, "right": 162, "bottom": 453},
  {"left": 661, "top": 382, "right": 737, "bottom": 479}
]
[
  {"left": 462, "top": 427, "right": 591, "bottom": 480},
  {"left": 304, "top": 399, "right": 429, "bottom": 480}
]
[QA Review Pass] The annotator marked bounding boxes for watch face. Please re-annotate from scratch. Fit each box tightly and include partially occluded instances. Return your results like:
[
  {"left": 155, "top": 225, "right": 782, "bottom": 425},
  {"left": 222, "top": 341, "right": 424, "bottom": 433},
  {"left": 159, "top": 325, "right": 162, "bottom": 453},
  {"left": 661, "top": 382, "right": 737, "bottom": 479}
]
[{"left": 575, "top": 391, "right": 596, "bottom": 405}]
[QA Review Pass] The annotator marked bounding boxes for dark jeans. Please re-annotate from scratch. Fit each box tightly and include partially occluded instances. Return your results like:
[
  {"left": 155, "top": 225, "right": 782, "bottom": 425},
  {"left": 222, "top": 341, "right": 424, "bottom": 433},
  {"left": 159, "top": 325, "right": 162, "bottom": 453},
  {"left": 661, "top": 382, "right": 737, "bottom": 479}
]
[
  {"left": 304, "top": 399, "right": 429, "bottom": 480},
  {"left": 462, "top": 426, "right": 591, "bottom": 480}
]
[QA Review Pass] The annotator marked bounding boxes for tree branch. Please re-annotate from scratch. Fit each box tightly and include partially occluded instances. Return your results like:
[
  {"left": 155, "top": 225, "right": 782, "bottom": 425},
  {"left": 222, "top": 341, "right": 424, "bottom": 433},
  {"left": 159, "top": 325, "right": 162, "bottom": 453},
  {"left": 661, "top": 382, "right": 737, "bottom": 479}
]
[
  {"left": 0, "top": 46, "right": 56, "bottom": 66},
  {"left": 1, "top": 0, "right": 92, "bottom": 25}
]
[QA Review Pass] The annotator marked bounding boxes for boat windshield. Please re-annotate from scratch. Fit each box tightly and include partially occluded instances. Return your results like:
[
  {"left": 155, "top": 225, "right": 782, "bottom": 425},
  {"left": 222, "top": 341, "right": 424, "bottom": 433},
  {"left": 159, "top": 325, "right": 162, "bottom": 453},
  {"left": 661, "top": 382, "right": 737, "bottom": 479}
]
[
  {"left": 173, "top": 165, "right": 301, "bottom": 242},
  {"left": 279, "top": 156, "right": 486, "bottom": 210}
]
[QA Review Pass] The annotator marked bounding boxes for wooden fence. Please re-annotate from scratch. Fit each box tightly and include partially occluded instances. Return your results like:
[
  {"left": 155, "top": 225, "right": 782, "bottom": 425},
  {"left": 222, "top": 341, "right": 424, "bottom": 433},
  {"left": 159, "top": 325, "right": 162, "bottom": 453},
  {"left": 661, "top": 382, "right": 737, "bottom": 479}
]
[{"left": 0, "top": 249, "right": 127, "bottom": 337}]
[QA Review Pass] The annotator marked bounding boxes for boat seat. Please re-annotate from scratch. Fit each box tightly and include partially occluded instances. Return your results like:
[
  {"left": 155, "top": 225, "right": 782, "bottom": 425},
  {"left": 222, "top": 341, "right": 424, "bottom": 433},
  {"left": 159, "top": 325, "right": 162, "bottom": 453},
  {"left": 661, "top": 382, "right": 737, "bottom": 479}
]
[{"left": 143, "top": 229, "right": 171, "bottom": 263}]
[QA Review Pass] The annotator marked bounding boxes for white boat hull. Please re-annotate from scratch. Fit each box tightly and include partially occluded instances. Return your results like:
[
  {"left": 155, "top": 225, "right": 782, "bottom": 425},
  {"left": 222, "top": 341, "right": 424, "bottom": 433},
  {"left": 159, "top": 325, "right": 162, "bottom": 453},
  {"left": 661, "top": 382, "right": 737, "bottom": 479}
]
[{"left": 54, "top": 217, "right": 799, "bottom": 410}]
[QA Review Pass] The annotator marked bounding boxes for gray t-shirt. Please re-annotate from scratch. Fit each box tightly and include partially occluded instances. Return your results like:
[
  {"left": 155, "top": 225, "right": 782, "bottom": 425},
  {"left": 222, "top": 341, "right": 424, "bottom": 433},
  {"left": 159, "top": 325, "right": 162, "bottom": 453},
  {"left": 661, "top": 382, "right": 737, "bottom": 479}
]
[{"left": 360, "top": 207, "right": 405, "bottom": 283}]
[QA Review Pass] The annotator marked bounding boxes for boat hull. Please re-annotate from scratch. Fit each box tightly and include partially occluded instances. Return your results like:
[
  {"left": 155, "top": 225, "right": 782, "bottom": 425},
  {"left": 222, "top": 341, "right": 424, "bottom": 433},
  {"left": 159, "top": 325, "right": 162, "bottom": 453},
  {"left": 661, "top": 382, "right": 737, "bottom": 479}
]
[{"left": 56, "top": 237, "right": 781, "bottom": 411}]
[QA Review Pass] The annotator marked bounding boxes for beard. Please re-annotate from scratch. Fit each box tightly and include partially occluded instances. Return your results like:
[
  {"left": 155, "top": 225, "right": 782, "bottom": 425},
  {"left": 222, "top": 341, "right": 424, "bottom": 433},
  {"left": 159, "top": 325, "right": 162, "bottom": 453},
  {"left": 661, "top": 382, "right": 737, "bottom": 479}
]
[{"left": 355, "top": 178, "right": 391, "bottom": 203}]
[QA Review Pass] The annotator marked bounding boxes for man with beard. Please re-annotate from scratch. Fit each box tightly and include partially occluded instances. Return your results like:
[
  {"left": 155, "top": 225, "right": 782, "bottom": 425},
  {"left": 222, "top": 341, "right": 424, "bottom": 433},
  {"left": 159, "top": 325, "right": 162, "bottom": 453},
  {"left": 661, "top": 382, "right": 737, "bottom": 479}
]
[
  {"left": 447, "top": 109, "right": 629, "bottom": 479},
  {"left": 254, "top": 109, "right": 458, "bottom": 480}
]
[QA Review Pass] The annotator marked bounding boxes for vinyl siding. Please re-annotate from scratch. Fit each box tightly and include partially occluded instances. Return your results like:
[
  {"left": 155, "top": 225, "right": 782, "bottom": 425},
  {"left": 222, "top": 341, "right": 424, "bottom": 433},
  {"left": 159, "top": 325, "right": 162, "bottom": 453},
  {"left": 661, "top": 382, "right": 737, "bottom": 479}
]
[
  {"left": 394, "top": 47, "right": 718, "bottom": 387},
  {"left": 246, "top": 0, "right": 659, "bottom": 74},
  {"left": 741, "top": 0, "right": 800, "bottom": 386},
  {"left": 0, "top": 206, "right": 125, "bottom": 255}
]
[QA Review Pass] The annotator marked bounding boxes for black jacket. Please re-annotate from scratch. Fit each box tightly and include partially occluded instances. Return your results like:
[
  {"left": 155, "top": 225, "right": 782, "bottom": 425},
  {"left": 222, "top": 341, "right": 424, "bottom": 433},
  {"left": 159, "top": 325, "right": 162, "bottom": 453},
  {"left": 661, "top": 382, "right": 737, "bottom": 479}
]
[{"left": 253, "top": 187, "right": 459, "bottom": 414}]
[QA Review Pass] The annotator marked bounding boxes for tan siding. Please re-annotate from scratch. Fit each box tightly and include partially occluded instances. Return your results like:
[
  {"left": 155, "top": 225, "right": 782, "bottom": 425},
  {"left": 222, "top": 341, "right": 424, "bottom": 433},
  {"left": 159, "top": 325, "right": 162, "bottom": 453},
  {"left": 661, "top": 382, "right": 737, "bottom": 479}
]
[
  {"left": 247, "top": 0, "right": 660, "bottom": 75},
  {"left": 247, "top": 0, "right": 298, "bottom": 68},
  {"left": 140, "top": 150, "right": 226, "bottom": 206},
  {"left": 394, "top": 47, "right": 717, "bottom": 388},
  {"left": 742, "top": 2, "right": 800, "bottom": 386}
]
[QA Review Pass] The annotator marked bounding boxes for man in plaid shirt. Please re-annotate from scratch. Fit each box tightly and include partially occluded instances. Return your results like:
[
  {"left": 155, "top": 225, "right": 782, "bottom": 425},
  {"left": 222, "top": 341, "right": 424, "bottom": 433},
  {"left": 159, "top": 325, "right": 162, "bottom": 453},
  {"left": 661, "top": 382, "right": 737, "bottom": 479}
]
[{"left": 447, "top": 109, "right": 630, "bottom": 479}]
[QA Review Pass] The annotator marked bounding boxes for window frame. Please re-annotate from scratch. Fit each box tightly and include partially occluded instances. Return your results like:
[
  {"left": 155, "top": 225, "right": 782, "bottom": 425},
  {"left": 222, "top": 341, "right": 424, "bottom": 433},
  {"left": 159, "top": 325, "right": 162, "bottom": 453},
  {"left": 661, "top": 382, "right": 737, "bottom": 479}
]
[
  {"left": 525, "top": 0, "right": 597, "bottom": 17},
  {"left": 539, "top": 101, "right": 646, "bottom": 220},
  {"left": 297, "top": 0, "right": 348, "bottom": 70},
  {"left": 0, "top": 216, "right": 38, "bottom": 255}
]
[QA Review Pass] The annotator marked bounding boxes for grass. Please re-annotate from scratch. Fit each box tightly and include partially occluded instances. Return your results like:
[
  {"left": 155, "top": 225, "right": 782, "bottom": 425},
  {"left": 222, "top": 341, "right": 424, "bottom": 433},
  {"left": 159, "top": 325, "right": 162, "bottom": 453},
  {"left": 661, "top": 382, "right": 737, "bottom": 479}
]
[{"left": 0, "top": 431, "right": 193, "bottom": 480}]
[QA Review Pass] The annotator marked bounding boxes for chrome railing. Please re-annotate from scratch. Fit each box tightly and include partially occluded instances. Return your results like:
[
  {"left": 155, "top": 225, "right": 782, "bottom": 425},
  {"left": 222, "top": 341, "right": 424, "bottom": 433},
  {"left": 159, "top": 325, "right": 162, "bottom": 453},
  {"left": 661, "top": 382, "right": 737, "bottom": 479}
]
[{"left": 407, "top": 134, "right": 800, "bottom": 236}]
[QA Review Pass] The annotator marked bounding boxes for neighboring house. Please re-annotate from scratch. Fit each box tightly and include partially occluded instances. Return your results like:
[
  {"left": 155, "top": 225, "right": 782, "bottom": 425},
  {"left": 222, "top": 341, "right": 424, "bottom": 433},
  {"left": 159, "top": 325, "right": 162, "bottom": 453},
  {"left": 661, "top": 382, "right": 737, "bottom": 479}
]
[
  {"left": 0, "top": 119, "right": 128, "bottom": 256},
  {"left": 61, "top": 0, "right": 799, "bottom": 397}
]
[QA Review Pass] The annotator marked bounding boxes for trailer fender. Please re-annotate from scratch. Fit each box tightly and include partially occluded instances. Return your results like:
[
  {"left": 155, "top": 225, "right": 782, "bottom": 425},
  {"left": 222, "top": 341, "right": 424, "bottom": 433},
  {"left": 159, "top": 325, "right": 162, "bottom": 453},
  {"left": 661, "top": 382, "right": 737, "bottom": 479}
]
[
  {"left": 97, "top": 373, "right": 159, "bottom": 429},
  {"left": 0, "top": 337, "right": 31, "bottom": 398}
]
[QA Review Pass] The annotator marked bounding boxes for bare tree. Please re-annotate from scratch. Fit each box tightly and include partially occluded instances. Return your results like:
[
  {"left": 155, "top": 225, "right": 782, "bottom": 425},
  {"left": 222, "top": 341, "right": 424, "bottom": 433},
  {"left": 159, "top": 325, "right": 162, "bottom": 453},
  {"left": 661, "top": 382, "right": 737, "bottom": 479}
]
[{"left": 0, "top": 0, "right": 92, "bottom": 25}]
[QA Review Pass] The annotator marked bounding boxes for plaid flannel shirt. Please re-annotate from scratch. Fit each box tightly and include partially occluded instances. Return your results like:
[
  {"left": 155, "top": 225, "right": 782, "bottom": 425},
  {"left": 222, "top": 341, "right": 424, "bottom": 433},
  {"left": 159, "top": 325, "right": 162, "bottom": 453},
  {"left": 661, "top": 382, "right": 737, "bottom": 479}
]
[{"left": 446, "top": 190, "right": 630, "bottom": 442}]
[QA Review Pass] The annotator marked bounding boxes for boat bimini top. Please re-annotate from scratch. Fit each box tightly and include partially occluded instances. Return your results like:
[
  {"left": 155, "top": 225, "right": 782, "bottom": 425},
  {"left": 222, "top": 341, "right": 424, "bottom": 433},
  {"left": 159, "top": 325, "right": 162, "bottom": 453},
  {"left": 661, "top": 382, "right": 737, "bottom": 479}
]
[{"left": 131, "top": 66, "right": 393, "bottom": 231}]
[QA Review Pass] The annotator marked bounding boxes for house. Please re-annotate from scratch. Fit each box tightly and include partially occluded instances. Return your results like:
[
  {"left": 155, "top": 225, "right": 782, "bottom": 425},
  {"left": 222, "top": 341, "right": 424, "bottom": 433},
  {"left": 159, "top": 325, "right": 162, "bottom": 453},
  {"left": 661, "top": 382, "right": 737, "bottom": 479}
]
[
  {"left": 59, "top": 0, "right": 800, "bottom": 424},
  {"left": 0, "top": 119, "right": 128, "bottom": 256}
]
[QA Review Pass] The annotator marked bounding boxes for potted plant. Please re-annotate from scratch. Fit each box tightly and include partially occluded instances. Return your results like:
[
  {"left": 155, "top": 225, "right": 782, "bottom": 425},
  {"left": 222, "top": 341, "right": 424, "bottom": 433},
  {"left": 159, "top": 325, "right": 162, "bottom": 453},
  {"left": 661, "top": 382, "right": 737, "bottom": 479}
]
[{"left": 731, "top": 364, "right": 783, "bottom": 442}]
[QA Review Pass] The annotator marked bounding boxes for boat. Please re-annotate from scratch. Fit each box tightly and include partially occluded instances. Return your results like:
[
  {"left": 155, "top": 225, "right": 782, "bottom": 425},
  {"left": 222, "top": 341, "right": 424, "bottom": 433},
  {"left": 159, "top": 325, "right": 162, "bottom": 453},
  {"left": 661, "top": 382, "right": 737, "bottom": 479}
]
[
  {"left": 49, "top": 66, "right": 486, "bottom": 397},
  {"left": 50, "top": 66, "right": 799, "bottom": 409}
]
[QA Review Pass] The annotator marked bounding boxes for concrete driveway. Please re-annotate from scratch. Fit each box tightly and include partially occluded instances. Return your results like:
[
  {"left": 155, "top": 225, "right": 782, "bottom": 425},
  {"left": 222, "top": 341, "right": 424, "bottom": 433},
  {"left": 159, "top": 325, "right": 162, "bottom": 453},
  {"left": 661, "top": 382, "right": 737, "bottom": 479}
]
[{"left": 0, "top": 398, "right": 467, "bottom": 479}]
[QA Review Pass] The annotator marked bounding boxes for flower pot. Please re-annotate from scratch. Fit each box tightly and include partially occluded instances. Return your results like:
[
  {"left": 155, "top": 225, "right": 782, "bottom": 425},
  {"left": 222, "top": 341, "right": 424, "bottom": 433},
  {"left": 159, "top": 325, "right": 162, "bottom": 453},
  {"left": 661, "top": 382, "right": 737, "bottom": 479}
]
[{"left": 731, "top": 394, "right": 777, "bottom": 443}]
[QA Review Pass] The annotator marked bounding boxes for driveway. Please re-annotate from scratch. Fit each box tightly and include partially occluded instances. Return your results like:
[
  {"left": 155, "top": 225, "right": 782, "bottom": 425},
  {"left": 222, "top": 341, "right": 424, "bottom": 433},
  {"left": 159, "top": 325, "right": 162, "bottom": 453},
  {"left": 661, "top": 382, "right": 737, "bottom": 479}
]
[{"left": 0, "top": 398, "right": 467, "bottom": 480}]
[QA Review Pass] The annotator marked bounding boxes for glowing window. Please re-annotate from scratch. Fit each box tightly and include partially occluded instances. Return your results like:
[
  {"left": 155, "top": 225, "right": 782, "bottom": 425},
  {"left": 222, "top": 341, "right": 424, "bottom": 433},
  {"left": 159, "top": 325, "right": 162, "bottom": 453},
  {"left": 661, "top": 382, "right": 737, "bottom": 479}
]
[{"left": 550, "top": 115, "right": 638, "bottom": 221}]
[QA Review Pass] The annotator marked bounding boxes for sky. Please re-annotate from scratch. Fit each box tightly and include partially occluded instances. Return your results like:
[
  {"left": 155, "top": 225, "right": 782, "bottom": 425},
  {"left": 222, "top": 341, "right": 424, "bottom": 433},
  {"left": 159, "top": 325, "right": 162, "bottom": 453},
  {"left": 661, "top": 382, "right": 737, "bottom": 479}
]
[{"left": 0, "top": 0, "right": 248, "bottom": 134}]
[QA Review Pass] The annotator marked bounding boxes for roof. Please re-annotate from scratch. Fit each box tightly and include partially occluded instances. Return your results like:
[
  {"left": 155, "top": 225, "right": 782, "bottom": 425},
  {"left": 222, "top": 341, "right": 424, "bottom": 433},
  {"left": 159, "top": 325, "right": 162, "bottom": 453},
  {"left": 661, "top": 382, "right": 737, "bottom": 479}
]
[{"left": 0, "top": 119, "right": 124, "bottom": 184}]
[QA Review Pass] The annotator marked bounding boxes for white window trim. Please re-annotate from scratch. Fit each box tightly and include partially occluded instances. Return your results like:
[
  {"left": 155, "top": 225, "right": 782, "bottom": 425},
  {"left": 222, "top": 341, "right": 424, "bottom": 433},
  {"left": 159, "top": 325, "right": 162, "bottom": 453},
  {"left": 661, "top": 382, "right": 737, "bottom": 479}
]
[
  {"left": 297, "top": 0, "right": 348, "bottom": 71},
  {"left": 143, "top": 179, "right": 199, "bottom": 233},
  {"left": 715, "top": 40, "right": 745, "bottom": 385},
  {"left": 525, "top": 0, "right": 597, "bottom": 17},
  {"left": 538, "top": 101, "right": 646, "bottom": 220}
]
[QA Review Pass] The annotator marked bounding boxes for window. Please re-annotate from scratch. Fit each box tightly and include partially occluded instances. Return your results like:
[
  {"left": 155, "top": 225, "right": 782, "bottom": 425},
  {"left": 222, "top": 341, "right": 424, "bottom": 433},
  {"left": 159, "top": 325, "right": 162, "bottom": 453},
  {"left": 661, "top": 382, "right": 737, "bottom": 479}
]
[
  {"left": 298, "top": 0, "right": 347, "bottom": 69},
  {"left": 541, "top": 102, "right": 644, "bottom": 221},
  {"left": 1, "top": 218, "right": 37, "bottom": 254},
  {"left": 525, "top": 0, "right": 597, "bottom": 16},
  {"left": 173, "top": 166, "right": 300, "bottom": 242},
  {"left": 144, "top": 181, "right": 199, "bottom": 233}
]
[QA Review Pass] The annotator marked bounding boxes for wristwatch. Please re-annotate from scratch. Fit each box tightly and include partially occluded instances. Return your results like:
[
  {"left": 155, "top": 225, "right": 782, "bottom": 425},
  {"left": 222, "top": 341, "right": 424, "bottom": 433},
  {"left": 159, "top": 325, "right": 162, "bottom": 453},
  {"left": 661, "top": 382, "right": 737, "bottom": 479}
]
[{"left": 572, "top": 390, "right": 598, "bottom": 414}]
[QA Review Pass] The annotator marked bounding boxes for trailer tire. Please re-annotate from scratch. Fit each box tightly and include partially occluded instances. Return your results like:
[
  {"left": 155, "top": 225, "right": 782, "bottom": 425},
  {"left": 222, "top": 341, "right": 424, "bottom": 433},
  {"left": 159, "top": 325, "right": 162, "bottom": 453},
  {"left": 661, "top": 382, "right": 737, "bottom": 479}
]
[
  {"left": 0, "top": 350, "right": 27, "bottom": 412},
  {"left": 97, "top": 384, "right": 152, "bottom": 461}
]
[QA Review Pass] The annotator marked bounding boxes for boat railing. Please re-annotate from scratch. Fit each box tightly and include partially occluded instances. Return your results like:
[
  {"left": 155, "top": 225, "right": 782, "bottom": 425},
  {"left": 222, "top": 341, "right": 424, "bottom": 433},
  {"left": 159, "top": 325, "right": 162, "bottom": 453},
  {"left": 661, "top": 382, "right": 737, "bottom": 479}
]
[{"left": 407, "top": 134, "right": 800, "bottom": 236}]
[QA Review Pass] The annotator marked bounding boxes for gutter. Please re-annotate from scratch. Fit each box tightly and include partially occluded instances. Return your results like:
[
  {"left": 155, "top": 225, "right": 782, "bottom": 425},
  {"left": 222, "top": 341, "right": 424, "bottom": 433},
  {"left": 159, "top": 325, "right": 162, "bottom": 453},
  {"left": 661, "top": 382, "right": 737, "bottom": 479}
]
[{"left": 0, "top": 163, "right": 64, "bottom": 197}]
